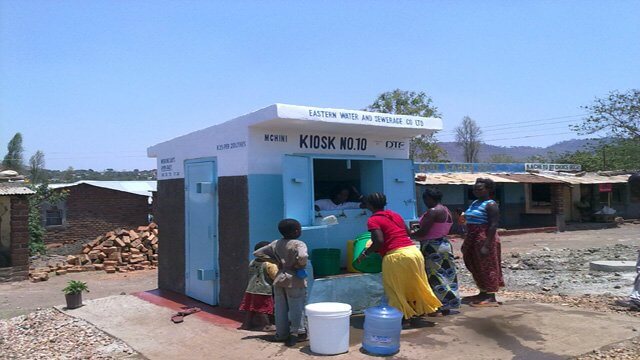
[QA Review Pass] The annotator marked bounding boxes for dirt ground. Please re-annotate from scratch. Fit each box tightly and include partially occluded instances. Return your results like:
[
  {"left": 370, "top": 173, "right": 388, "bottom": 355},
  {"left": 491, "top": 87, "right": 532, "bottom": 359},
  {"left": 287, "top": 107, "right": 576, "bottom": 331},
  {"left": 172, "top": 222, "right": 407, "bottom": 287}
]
[
  {"left": 0, "top": 269, "right": 157, "bottom": 320},
  {"left": 2, "top": 224, "right": 640, "bottom": 359}
]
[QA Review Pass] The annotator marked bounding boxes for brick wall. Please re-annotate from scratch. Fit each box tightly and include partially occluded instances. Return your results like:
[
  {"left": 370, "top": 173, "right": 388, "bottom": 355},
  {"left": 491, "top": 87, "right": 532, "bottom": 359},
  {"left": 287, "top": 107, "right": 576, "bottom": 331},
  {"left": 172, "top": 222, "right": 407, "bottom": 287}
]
[
  {"left": 0, "top": 195, "right": 29, "bottom": 282},
  {"left": 156, "top": 179, "right": 185, "bottom": 294},
  {"left": 44, "top": 184, "right": 150, "bottom": 244},
  {"left": 551, "top": 184, "right": 565, "bottom": 215}
]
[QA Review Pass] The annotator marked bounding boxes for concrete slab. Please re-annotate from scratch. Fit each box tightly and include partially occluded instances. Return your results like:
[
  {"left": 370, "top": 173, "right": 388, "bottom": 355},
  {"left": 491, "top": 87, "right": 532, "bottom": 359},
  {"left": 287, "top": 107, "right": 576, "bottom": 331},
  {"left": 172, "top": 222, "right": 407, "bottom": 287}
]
[
  {"left": 60, "top": 295, "right": 640, "bottom": 360},
  {"left": 590, "top": 260, "right": 637, "bottom": 272}
]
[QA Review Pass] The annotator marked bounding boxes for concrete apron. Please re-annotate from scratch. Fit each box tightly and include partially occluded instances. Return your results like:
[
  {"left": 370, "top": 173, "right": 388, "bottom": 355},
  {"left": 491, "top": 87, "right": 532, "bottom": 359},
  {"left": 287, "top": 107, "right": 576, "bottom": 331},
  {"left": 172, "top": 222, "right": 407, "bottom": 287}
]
[{"left": 59, "top": 295, "right": 640, "bottom": 360}]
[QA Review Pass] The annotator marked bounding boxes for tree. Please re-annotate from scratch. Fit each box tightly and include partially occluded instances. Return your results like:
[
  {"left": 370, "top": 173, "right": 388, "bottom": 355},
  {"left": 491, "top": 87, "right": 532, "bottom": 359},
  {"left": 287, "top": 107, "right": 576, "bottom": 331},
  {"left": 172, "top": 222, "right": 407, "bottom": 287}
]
[
  {"left": 62, "top": 166, "right": 75, "bottom": 183},
  {"left": 554, "top": 139, "right": 640, "bottom": 172},
  {"left": 455, "top": 116, "right": 482, "bottom": 163},
  {"left": 365, "top": 89, "right": 447, "bottom": 162},
  {"left": 28, "top": 184, "right": 68, "bottom": 255},
  {"left": 29, "top": 150, "right": 46, "bottom": 184},
  {"left": 489, "top": 154, "right": 517, "bottom": 163},
  {"left": 572, "top": 89, "right": 640, "bottom": 140},
  {"left": 2, "top": 132, "right": 24, "bottom": 172}
]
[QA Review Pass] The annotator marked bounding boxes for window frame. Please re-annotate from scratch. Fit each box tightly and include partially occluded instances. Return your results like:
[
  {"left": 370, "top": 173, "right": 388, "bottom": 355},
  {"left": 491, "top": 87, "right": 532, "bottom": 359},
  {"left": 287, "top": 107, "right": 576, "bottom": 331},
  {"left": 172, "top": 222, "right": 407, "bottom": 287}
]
[
  {"left": 42, "top": 201, "right": 67, "bottom": 228},
  {"left": 283, "top": 154, "right": 386, "bottom": 226},
  {"left": 524, "top": 183, "right": 552, "bottom": 214}
]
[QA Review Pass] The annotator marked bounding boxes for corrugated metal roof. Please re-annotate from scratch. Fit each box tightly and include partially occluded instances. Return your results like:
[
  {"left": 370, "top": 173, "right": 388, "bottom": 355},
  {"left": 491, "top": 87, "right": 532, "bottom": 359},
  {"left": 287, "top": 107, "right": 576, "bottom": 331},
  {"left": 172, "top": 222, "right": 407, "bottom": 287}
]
[
  {"left": 415, "top": 173, "right": 519, "bottom": 185},
  {"left": 49, "top": 181, "right": 156, "bottom": 196},
  {"left": 0, "top": 182, "right": 35, "bottom": 195},
  {"left": 494, "top": 173, "right": 566, "bottom": 184},
  {"left": 534, "top": 172, "right": 630, "bottom": 184}
]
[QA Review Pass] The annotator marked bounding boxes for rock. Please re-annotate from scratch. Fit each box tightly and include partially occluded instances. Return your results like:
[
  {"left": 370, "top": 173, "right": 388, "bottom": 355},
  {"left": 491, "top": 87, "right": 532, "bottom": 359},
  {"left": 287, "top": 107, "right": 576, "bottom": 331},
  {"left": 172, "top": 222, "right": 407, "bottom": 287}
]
[
  {"left": 542, "top": 287, "right": 551, "bottom": 292},
  {"left": 543, "top": 247, "right": 551, "bottom": 252}
]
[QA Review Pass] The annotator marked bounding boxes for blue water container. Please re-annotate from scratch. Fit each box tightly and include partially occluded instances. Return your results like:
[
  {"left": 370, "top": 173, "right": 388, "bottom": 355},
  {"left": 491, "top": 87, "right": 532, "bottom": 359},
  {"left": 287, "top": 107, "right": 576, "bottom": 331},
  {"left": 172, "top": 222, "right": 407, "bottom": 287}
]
[{"left": 362, "top": 299, "right": 403, "bottom": 355}]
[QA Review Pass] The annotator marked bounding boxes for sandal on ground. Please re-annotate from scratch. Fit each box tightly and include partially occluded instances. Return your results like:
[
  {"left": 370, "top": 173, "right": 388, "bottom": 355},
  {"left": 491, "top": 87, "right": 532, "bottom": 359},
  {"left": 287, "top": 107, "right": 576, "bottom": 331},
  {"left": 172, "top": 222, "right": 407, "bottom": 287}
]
[
  {"left": 461, "top": 294, "right": 483, "bottom": 304},
  {"left": 178, "top": 307, "right": 201, "bottom": 316},
  {"left": 171, "top": 307, "right": 201, "bottom": 323},
  {"left": 469, "top": 299, "right": 500, "bottom": 307}
]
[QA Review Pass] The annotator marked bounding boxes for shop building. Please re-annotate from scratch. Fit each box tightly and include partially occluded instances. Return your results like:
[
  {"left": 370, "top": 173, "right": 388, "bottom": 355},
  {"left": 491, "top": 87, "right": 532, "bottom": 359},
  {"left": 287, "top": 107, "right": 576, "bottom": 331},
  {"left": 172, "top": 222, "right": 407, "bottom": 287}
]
[
  {"left": 44, "top": 181, "right": 155, "bottom": 244},
  {"left": 0, "top": 181, "right": 34, "bottom": 282},
  {"left": 414, "top": 163, "right": 637, "bottom": 230}
]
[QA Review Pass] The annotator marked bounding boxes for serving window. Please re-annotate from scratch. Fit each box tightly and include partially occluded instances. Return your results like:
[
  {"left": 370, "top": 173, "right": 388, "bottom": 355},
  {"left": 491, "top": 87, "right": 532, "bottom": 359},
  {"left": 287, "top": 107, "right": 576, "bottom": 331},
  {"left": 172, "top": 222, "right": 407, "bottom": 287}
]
[
  {"left": 282, "top": 155, "right": 416, "bottom": 225},
  {"left": 312, "top": 159, "right": 383, "bottom": 209},
  {"left": 525, "top": 183, "right": 552, "bottom": 214}
]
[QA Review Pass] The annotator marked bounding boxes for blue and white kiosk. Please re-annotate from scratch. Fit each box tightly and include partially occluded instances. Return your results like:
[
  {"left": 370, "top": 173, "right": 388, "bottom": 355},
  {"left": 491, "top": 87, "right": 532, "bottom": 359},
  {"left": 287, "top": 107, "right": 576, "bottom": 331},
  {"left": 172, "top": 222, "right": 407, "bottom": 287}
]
[{"left": 148, "top": 104, "right": 442, "bottom": 309}]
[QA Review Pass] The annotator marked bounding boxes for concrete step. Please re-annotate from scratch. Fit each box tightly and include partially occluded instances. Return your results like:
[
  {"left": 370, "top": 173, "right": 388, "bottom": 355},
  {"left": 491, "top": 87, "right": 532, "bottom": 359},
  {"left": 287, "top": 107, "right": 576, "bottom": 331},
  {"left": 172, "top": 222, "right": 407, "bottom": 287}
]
[{"left": 590, "top": 260, "right": 636, "bottom": 272}]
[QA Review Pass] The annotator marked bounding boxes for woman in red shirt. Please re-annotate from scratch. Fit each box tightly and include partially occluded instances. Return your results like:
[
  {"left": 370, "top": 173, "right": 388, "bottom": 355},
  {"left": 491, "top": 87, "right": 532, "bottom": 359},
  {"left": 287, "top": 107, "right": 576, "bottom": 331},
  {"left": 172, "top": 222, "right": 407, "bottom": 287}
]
[{"left": 356, "top": 193, "right": 442, "bottom": 323}]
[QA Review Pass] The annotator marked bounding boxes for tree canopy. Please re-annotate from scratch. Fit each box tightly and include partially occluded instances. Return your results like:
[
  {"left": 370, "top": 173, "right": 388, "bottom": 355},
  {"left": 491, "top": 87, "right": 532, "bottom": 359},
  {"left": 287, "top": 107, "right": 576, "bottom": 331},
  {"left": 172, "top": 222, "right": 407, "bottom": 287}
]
[
  {"left": 365, "top": 89, "right": 447, "bottom": 162},
  {"left": 29, "top": 150, "right": 47, "bottom": 184},
  {"left": 2, "top": 132, "right": 25, "bottom": 172},
  {"left": 553, "top": 139, "right": 640, "bottom": 172},
  {"left": 572, "top": 89, "right": 640, "bottom": 139},
  {"left": 455, "top": 116, "right": 482, "bottom": 163}
]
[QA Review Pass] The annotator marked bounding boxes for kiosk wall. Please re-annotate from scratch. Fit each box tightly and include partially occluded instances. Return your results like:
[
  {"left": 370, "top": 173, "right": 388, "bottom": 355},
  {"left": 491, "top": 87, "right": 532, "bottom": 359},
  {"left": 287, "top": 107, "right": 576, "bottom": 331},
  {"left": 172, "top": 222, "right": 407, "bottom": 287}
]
[{"left": 148, "top": 104, "right": 441, "bottom": 307}]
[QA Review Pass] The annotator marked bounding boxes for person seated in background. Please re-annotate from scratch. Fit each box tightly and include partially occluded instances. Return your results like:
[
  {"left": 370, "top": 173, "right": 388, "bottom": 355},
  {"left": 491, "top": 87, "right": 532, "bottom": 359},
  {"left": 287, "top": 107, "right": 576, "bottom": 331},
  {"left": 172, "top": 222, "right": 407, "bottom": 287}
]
[{"left": 314, "top": 184, "right": 365, "bottom": 211}]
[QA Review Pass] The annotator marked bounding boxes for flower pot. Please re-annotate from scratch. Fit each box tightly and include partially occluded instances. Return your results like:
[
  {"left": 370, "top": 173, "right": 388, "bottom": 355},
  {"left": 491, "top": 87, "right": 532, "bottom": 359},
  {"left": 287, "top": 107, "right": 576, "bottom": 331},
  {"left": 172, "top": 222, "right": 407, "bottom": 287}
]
[{"left": 65, "top": 292, "right": 83, "bottom": 309}]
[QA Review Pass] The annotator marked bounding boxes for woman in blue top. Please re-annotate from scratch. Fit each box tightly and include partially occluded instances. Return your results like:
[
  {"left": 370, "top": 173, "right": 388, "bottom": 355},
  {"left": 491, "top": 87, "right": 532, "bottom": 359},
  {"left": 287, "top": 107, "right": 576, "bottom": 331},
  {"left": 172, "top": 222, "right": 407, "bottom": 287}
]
[{"left": 462, "top": 178, "right": 504, "bottom": 307}]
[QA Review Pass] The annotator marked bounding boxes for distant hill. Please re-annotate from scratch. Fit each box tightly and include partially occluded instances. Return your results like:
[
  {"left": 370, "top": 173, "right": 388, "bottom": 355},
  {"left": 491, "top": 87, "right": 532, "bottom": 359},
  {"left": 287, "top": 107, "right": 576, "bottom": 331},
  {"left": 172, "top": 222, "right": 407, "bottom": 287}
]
[{"left": 439, "top": 139, "right": 597, "bottom": 163}]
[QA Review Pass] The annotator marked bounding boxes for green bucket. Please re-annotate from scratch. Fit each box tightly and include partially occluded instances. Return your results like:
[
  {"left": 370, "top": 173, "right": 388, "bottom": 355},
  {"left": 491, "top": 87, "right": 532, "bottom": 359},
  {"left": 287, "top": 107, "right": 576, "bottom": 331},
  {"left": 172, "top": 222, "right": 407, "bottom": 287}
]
[
  {"left": 351, "top": 232, "right": 382, "bottom": 273},
  {"left": 311, "top": 248, "right": 341, "bottom": 277}
]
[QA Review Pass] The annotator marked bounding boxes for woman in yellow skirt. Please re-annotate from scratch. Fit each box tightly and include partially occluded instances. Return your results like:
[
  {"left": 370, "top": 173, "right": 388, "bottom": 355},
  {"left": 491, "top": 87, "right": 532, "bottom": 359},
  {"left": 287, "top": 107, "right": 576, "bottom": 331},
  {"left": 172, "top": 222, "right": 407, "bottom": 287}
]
[{"left": 356, "top": 193, "right": 442, "bottom": 324}]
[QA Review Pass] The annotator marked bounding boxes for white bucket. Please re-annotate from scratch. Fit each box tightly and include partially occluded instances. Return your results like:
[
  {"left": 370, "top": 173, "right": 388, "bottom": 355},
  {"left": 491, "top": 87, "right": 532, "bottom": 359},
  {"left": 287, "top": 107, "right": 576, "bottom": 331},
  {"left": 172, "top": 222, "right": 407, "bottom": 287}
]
[{"left": 305, "top": 302, "right": 352, "bottom": 355}]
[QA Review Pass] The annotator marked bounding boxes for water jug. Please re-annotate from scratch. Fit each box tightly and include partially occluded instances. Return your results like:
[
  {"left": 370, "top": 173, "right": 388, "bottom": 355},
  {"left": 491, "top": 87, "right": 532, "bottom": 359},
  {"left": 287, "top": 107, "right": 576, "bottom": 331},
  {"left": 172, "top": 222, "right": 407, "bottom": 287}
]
[{"left": 362, "top": 298, "right": 403, "bottom": 355}]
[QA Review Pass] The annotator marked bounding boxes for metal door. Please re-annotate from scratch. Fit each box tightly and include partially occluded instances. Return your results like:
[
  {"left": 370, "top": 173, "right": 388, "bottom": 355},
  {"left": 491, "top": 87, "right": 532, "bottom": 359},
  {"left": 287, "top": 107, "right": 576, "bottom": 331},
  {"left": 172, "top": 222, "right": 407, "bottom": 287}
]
[
  {"left": 185, "top": 159, "right": 218, "bottom": 305},
  {"left": 383, "top": 158, "right": 417, "bottom": 219},
  {"left": 282, "top": 155, "right": 313, "bottom": 225}
]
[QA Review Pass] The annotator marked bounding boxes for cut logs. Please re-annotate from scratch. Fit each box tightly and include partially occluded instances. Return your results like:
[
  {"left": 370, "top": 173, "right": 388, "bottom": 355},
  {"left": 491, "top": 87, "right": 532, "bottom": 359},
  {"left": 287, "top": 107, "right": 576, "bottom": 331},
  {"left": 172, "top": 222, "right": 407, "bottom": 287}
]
[{"left": 30, "top": 223, "right": 159, "bottom": 281}]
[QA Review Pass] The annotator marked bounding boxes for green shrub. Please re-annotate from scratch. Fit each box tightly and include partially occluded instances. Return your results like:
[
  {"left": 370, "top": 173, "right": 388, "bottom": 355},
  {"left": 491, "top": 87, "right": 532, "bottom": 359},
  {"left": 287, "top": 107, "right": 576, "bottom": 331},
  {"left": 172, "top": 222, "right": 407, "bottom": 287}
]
[{"left": 62, "top": 280, "right": 89, "bottom": 295}]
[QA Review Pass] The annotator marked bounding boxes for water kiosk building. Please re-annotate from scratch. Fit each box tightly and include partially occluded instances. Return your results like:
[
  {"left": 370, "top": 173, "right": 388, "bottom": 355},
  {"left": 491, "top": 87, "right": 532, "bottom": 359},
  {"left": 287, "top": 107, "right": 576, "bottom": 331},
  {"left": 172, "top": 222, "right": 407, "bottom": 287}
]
[{"left": 148, "top": 104, "right": 442, "bottom": 308}]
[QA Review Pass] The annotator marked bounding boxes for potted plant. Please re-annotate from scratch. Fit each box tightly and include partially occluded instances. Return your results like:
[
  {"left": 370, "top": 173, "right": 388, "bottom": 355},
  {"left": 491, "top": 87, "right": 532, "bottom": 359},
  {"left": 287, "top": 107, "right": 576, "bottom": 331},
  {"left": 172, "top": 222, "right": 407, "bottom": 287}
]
[{"left": 62, "top": 280, "right": 89, "bottom": 309}]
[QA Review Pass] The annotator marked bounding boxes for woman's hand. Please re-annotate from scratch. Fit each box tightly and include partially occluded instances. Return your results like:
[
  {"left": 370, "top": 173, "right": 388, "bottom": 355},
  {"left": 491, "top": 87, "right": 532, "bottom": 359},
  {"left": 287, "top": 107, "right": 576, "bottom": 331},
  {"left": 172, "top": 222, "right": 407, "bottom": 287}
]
[{"left": 480, "top": 243, "right": 490, "bottom": 256}]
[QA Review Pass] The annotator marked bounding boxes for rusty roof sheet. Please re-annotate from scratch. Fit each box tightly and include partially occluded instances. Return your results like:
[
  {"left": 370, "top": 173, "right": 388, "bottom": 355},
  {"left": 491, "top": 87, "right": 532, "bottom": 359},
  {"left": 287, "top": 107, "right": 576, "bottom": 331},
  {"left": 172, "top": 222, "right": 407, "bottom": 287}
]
[
  {"left": 494, "top": 173, "right": 567, "bottom": 184},
  {"left": 415, "top": 173, "right": 519, "bottom": 185},
  {"left": 533, "top": 172, "right": 630, "bottom": 184},
  {"left": 0, "top": 182, "right": 35, "bottom": 195}
]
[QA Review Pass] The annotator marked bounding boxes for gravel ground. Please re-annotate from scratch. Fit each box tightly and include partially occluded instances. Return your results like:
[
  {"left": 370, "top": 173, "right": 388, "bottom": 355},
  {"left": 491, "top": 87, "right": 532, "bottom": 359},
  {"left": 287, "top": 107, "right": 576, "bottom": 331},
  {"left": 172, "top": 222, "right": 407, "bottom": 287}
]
[
  {"left": 0, "top": 308, "right": 141, "bottom": 360},
  {"left": 455, "top": 243, "right": 639, "bottom": 298},
  {"left": 500, "top": 243, "right": 638, "bottom": 296},
  {"left": 573, "top": 338, "right": 640, "bottom": 360}
]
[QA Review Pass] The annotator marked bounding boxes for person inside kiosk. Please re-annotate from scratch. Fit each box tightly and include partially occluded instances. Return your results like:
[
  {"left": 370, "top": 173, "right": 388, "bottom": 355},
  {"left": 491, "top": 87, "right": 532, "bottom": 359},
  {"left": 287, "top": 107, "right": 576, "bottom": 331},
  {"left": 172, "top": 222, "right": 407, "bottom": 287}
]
[{"left": 314, "top": 184, "right": 365, "bottom": 211}]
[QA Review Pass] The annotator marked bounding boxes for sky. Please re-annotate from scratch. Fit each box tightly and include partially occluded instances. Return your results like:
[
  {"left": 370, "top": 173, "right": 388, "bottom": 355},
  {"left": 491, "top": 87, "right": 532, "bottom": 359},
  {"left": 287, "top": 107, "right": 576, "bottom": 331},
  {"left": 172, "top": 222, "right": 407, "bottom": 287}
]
[{"left": 1, "top": 1, "right": 639, "bottom": 170}]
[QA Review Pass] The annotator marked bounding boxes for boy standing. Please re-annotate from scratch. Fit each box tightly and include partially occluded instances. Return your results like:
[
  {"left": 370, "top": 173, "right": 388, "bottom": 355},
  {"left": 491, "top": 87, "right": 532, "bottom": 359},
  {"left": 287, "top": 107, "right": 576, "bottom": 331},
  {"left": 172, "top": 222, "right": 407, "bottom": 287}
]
[{"left": 254, "top": 219, "right": 308, "bottom": 347}]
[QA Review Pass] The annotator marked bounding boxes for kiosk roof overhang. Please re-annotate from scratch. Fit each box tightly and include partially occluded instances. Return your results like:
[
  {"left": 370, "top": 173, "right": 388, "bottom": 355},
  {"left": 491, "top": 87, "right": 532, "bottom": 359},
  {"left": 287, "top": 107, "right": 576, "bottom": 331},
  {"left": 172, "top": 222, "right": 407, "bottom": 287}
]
[
  {"left": 148, "top": 104, "right": 442, "bottom": 157},
  {"left": 252, "top": 104, "right": 443, "bottom": 137}
]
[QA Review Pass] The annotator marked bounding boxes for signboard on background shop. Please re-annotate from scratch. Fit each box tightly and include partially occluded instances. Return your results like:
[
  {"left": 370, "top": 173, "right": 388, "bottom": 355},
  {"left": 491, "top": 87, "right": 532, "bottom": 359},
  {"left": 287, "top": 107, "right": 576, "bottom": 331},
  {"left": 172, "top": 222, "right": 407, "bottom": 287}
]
[
  {"left": 525, "top": 163, "right": 582, "bottom": 172},
  {"left": 598, "top": 183, "right": 613, "bottom": 193},
  {"left": 414, "top": 162, "right": 582, "bottom": 174}
]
